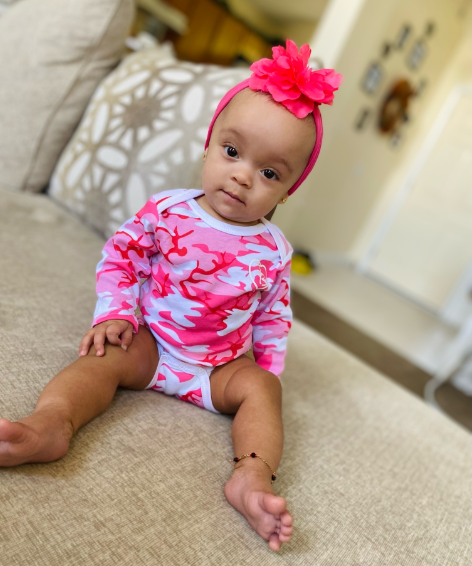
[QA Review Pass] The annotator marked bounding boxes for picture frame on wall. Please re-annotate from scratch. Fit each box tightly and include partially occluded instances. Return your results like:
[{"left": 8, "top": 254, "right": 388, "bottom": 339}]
[
  {"left": 362, "top": 62, "right": 384, "bottom": 95},
  {"left": 396, "top": 24, "right": 412, "bottom": 49},
  {"left": 407, "top": 39, "right": 427, "bottom": 70}
]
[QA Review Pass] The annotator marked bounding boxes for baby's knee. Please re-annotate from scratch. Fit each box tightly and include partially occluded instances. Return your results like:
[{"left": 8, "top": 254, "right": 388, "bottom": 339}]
[
  {"left": 235, "top": 366, "right": 282, "bottom": 402},
  {"left": 86, "top": 340, "right": 123, "bottom": 359}
]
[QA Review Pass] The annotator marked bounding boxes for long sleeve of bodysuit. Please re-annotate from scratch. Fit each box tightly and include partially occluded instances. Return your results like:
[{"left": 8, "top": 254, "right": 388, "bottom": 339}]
[
  {"left": 251, "top": 258, "right": 292, "bottom": 377},
  {"left": 92, "top": 198, "right": 160, "bottom": 332}
]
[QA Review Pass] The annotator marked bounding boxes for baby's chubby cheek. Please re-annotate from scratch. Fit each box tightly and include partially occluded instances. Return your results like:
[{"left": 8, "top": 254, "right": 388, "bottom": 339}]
[{"left": 201, "top": 157, "right": 223, "bottom": 190}]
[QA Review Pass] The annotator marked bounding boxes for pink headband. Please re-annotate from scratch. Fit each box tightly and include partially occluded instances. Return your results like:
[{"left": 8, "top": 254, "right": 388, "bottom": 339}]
[{"left": 205, "top": 40, "right": 342, "bottom": 195}]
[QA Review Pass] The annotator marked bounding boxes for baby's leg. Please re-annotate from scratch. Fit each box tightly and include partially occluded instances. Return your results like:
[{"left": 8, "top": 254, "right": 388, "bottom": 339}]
[
  {"left": 0, "top": 326, "right": 158, "bottom": 467},
  {"left": 210, "top": 357, "right": 293, "bottom": 551}
]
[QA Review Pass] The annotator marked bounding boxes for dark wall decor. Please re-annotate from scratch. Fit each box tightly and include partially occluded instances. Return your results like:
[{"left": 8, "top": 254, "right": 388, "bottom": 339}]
[
  {"left": 382, "top": 42, "right": 392, "bottom": 59},
  {"left": 355, "top": 108, "right": 372, "bottom": 131},
  {"left": 407, "top": 39, "right": 427, "bottom": 71},
  {"left": 354, "top": 18, "right": 436, "bottom": 148},
  {"left": 378, "top": 79, "right": 415, "bottom": 134},
  {"left": 425, "top": 21, "right": 435, "bottom": 37},
  {"left": 396, "top": 24, "right": 412, "bottom": 49},
  {"left": 362, "top": 62, "right": 384, "bottom": 95}
]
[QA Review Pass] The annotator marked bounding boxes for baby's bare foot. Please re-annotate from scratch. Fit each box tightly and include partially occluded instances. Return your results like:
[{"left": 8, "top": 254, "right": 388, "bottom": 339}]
[
  {"left": 0, "top": 411, "right": 72, "bottom": 467},
  {"left": 224, "top": 462, "right": 293, "bottom": 551}
]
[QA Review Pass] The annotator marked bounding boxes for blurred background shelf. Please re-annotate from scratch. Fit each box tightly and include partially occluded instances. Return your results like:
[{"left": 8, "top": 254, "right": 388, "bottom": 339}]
[
  {"left": 291, "top": 265, "right": 457, "bottom": 375},
  {"left": 132, "top": 0, "right": 274, "bottom": 65},
  {"left": 131, "top": 0, "right": 326, "bottom": 65},
  {"left": 291, "top": 266, "right": 472, "bottom": 431}
]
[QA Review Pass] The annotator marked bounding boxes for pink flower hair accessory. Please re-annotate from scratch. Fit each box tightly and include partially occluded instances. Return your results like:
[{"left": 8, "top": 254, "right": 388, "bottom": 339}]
[
  {"left": 205, "top": 40, "right": 343, "bottom": 195},
  {"left": 249, "top": 40, "right": 343, "bottom": 119}
]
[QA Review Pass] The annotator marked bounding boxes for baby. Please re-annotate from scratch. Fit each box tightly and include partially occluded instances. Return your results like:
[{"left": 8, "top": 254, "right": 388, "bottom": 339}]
[{"left": 0, "top": 41, "right": 341, "bottom": 551}]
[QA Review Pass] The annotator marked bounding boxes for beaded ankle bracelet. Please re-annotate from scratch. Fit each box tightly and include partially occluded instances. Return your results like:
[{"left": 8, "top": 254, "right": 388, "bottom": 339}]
[{"left": 232, "top": 452, "right": 277, "bottom": 482}]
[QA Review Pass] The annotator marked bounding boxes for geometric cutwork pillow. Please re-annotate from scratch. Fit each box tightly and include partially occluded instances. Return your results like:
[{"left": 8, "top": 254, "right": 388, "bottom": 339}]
[{"left": 49, "top": 48, "right": 250, "bottom": 239}]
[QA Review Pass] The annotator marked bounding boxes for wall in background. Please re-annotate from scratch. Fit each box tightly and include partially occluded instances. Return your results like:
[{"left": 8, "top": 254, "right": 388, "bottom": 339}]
[
  {"left": 353, "top": 10, "right": 472, "bottom": 261},
  {"left": 275, "top": 0, "right": 472, "bottom": 262},
  {"left": 307, "top": 0, "right": 365, "bottom": 69}
]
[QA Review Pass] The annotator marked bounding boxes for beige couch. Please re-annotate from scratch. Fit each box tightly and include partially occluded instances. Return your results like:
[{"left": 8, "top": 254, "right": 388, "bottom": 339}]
[
  {"left": 1, "top": 2, "right": 471, "bottom": 565},
  {"left": 2, "top": 189, "right": 471, "bottom": 566}
]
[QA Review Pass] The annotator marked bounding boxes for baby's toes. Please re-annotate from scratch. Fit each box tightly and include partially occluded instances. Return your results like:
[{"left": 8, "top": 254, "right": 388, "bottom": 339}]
[
  {"left": 280, "top": 510, "right": 293, "bottom": 527},
  {"left": 280, "top": 523, "right": 293, "bottom": 537},
  {"left": 269, "top": 533, "right": 282, "bottom": 551}
]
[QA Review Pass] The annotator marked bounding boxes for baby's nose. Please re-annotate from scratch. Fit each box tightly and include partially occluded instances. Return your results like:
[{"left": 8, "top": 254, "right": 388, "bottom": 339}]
[{"left": 231, "top": 165, "right": 252, "bottom": 188}]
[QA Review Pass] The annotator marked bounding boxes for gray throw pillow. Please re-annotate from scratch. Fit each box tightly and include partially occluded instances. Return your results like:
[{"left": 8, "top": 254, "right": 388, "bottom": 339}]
[
  {"left": 0, "top": 0, "right": 18, "bottom": 17},
  {"left": 0, "top": 0, "right": 134, "bottom": 192}
]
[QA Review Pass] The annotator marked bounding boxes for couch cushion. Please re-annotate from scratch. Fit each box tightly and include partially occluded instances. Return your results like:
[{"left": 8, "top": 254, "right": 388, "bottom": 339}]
[
  {"left": 0, "top": 188, "right": 471, "bottom": 565},
  {"left": 49, "top": 49, "right": 250, "bottom": 239},
  {"left": 0, "top": 0, "right": 134, "bottom": 193},
  {"left": 0, "top": 0, "right": 16, "bottom": 17}
]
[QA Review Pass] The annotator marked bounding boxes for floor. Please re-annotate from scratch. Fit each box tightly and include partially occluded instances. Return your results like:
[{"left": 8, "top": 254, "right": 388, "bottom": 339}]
[{"left": 290, "top": 266, "right": 472, "bottom": 433}]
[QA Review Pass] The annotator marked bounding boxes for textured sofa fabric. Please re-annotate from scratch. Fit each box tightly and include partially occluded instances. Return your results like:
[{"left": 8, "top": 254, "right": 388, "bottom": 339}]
[
  {"left": 0, "top": 0, "right": 134, "bottom": 193},
  {"left": 49, "top": 49, "right": 250, "bottom": 239},
  {"left": 1, "top": 188, "right": 471, "bottom": 566}
]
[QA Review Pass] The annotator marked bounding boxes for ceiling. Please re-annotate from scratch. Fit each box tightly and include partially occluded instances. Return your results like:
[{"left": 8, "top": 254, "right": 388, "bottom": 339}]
[{"left": 250, "top": 0, "right": 330, "bottom": 23}]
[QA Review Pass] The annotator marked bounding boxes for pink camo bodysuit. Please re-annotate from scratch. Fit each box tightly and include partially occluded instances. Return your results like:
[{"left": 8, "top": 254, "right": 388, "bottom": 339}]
[{"left": 93, "top": 188, "right": 293, "bottom": 413}]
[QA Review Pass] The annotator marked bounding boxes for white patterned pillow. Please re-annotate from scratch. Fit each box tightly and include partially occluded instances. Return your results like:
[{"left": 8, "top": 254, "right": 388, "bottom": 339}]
[{"left": 49, "top": 49, "right": 250, "bottom": 239}]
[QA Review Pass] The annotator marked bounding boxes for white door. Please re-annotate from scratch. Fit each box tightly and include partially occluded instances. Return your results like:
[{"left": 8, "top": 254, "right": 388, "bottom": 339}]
[{"left": 362, "top": 87, "right": 472, "bottom": 325}]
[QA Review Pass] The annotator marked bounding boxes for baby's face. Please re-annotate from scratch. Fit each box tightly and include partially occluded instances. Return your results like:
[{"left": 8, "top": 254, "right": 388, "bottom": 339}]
[{"left": 199, "top": 89, "right": 316, "bottom": 226}]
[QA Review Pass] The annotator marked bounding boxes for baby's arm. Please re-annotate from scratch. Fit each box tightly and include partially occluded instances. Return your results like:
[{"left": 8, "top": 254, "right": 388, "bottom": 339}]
[
  {"left": 252, "top": 260, "right": 292, "bottom": 377},
  {"left": 82, "top": 198, "right": 161, "bottom": 356}
]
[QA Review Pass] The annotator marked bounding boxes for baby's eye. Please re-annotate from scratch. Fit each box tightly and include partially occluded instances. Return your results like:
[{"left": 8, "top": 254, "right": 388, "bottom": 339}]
[
  {"left": 262, "top": 169, "right": 278, "bottom": 180},
  {"left": 225, "top": 146, "right": 238, "bottom": 158}
]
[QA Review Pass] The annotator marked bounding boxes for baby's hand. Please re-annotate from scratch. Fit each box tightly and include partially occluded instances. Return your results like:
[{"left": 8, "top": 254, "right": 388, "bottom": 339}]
[{"left": 79, "top": 320, "right": 134, "bottom": 357}]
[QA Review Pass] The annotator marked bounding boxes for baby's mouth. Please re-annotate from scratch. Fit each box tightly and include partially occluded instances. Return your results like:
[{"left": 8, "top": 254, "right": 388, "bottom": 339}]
[{"left": 222, "top": 189, "right": 244, "bottom": 204}]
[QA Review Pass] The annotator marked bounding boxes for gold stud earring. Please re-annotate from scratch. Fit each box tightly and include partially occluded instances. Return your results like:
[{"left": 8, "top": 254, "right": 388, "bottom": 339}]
[
  {"left": 202, "top": 153, "right": 206, "bottom": 160},
  {"left": 281, "top": 197, "right": 287, "bottom": 204}
]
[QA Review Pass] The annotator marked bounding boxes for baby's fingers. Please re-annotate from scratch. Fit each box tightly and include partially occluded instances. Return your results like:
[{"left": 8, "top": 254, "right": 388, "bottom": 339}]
[
  {"left": 105, "top": 325, "right": 124, "bottom": 347},
  {"left": 93, "top": 328, "right": 107, "bottom": 357},
  {"left": 79, "top": 331, "right": 94, "bottom": 357},
  {"left": 120, "top": 325, "right": 133, "bottom": 351}
]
